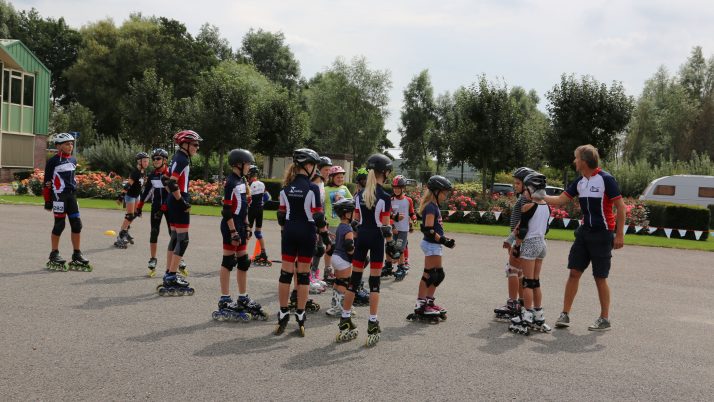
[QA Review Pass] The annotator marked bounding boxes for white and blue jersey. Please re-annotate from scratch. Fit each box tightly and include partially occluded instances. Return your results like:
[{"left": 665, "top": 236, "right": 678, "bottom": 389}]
[{"left": 564, "top": 168, "right": 622, "bottom": 231}]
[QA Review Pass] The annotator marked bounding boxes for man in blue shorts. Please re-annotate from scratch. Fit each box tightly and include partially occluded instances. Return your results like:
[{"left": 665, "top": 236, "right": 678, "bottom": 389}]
[{"left": 545, "top": 144, "right": 625, "bottom": 331}]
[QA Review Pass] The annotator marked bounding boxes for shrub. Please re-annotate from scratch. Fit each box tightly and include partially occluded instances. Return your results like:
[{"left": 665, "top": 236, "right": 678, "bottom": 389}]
[
  {"left": 645, "top": 201, "right": 710, "bottom": 240},
  {"left": 709, "top": 204, "right": 714, "bottom": 229},
  {"left": 82, "top": 137, "right": 143, "bottom": 177}
]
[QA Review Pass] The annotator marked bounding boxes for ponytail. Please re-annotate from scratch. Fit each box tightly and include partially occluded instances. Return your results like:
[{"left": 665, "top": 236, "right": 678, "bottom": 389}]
[
  {"left": 282, "top": 164, "right": 300, "bottom": 187},
  {"left": 363, "top": 170, "right": 378, "bottom": 209},
  {"left": 418, "top": 188, "right": 437, "bottom": 216}
]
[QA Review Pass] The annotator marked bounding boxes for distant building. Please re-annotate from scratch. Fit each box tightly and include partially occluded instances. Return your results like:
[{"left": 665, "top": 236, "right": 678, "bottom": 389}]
[
  {"left": 0, "top": 39, "right": 51, "bottom": 182},
  {"left": 392, "top": 159, "right": 478, "bottom": 183},
  {"left": 263, "top": 153, "right": 354, "bottom": 183}
]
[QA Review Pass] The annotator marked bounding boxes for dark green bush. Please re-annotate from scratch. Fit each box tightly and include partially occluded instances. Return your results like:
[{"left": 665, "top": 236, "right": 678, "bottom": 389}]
[
  {"left": 708, "top": 204, "right": 714, "bottom": 229},
  {"left": 82, "top": 137, "right": 141, "bottom": 177},
  {"left": 12, "top": 170, "right": 33, "bottom": 181},
  {"left": 644, "top": 201, "right": 710, "bottom": 240}
]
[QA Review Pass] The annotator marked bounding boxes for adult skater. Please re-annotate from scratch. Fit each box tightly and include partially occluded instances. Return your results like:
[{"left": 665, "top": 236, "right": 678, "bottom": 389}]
[{"left": 137, "top": 148, "right": 171, "bottom": 277}]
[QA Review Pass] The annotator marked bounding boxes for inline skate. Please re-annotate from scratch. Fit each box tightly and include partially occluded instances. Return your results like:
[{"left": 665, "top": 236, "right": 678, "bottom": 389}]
[
  {"left": 237, "top": 295, "right": 269, "bottom": 321},
  {"left": 125, "top": 230, "right": 135, "bottom": 245},
  {"left": 295, "top": 310, "right": 306, "bottom": 337},
  {"left": 365, "top": 320, "right": 381, "bottom": 347},
  {"left": 309, "top": 270, "right": 326, "bottom": 294},
  {"left": 274, "top": 309, "right": 290, "bottom": 335},
  {"left": 178, "top": 259, "right": 189, "bottom": 277},
  {"left": 532, "top": 308, "right": 552, "bottom": 332},
  {"left": 509, "top": 308, "right": 534, "bottom": 335},
  {"left": 353, "top": 281, "right": 370, "bottom": 306},
  {"left": 212, "top": 296, "right": 252, "bottom": 322},
  {"left": 252, "top": 251, "right": 272, "bottom": 267},
  {"left": 325, "top": 289, "right": 344, "bottom": 317},
  {"left": 288, "top": 289, "right": 320, "bottom": 312},
  {"left": 323, "top": 265, "right": 335, "bottom": 284},
  {"left": 393, "top": 264, "right": 407, "bottom": 281},
  {"left": 336, "top": 316, "right": 358, "bottom": 342},
  {"left": 46, "top": 250, "right": 67, "bottom": 271},
  {"left": 156, "top": 273, "right": 194, "bottom": 296},
  {"left": 494, "top": 299, "right": 520, "bottom": 322},
  {"left": 381, "top": 262, "right": 394, "bottom": 277},
  {"left": 406, "top": 299, "right": 440, "bottom": 324},
  {"left": 114, "top": 230, "right": 129, "bottom": 249},
  {"left": 68, "top": 251, "right": 92, "bottom": 272},
  {"left": 426, "top": 297, "right": 447, "bottom": 320},
  {"left": 147, "top": 258, "right": 157, "bottom": 278}
]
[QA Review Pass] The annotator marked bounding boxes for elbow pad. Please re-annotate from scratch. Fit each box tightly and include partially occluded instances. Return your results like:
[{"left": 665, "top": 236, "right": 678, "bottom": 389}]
[
  {"left": 320, "top": 230, "right": 332, "bottom": 247},
  {"left": 221, "top": 205, "right": 233, "bottom": 220},
  {"left": 344, "top": 238, "right": 355, "bottom": 253},
  {"left": 421, "top": 225, "right": 437, "bottom": 241},
  {"left": 380, "top": 224, "right": 393, "bottom": 238},
  {"left": 123, "top": 182, "right": 131, "bottom": 191},
  {"left": 313, "top": 211, "right": 327, "bottom": 228},
  {"left": 277, "top": 210, "right": 286, "bottom": 226}
]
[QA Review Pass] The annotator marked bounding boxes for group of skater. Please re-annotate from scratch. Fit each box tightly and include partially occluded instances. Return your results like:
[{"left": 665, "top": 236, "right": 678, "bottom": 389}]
[{"left": 44, "top": 130, "right": 625, "bottom": 345}]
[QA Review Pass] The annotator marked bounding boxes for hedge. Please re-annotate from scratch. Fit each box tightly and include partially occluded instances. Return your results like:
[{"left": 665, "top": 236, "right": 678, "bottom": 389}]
[
  {"left": 645, "top": 201, "right": 710, "bottom": 241},
  {"left": 709, "top": 204, "right": 714, "bottom": 229}
]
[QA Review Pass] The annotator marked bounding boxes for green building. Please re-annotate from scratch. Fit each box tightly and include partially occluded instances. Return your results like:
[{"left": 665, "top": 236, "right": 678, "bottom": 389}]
[{"left": 0, "top": 39, "right": 50, "bottom": 182}]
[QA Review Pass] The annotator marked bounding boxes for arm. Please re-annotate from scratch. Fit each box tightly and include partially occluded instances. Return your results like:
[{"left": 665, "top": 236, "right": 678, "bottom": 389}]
[
  {"left": 613, "top": 197, "right": 626, "bottom": 249},
  {"left": 544, "top": 193, "right": 570, "bottom": 207},
  {"left": 42, "top": 158, "right": 54, "bottom": 210}
]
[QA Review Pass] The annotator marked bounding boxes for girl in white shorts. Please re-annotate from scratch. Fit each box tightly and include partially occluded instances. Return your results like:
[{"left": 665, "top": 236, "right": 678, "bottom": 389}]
[{"left": 326, "top": 198, "right": 357, "bottom": 317}]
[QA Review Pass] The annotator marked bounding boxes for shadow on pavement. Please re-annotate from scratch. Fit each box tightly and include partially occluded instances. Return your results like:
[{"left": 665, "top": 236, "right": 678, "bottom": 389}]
[
  {"left": 128, "top": 321, "right": 220, "bottom": 343},
  {"left": 283, "top": 341, "right": 363, "bottom": 370},
  {"left": 4, "top": 269, "right": 50, "bottom": 278},
  {"left": 194, "top": 331, "right": 292, "bottom": 357},
  {"left": 469, "top": 321, "right": 606, "bottom": 355},
  {"left": 74, "top": 292, "right": 157, "bottom": 310},
  {"left": 72, "top": 275, "right": 148, "bottom": 286},
  {"left": 528, "top": 328, "right": 606, "bottom": 354}
]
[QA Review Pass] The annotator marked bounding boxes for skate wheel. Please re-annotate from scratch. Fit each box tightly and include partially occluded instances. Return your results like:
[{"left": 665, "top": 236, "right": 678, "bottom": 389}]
[
  {"left": 185, "top": 288, "right": 195, "bottom": 296},
  {"left": 299, "top": 326, "right": 305, "bottom": 337},
  {"left": 212, "top": 311, "right": 220, "bottom": 320},
  {"left": 158, "top": 288, "right": 167, "bottom": 296},
  {"left": 440, "top": 313, "right": 447, "bottom": 321}
]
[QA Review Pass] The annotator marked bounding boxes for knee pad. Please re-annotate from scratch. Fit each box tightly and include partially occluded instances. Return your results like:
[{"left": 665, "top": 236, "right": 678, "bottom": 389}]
[
  {"left": 432, "top": 267, "right": 446, "bottom": 287},
  {"left": 52, "top": 218, "right": 66, "bottom": 236},
  {"left": 533, "top": 279, "right": 541, "bottom": 288},
  {"left": 174, "top": 232, "right": 189, "bottom": 256},
  {"left": 347, "top": 270, "right": 364, "bottom": 293},
  {"left": 506, "top": 264, "right": 521, "bottom": 277},
  {"left": 150, "top": 226, "right": 160, "bottom": 243},
  {"left": 296, "top": 271, "right": 310, "bottom": 285},
  {"left": 522, "top": 277, "right": 538, "bottom": 289},
  {"left": 68, "top": 217, "right": 82, "bottom": 233},
  {"left": 314, "top": 244, "right": 325, "bottom": 258},
  {"left": 279, "top": 270, "right": 293, "bottom": 284},
  {"left": 421, "top": 268, "right": 436, "bottom": 287},
  {"left": 254, "top": 230, "right": 263, "bottom": 240},
  {"left": 236, "top": 254, "right": 251, "bottom": 271},
  {"left": 125, "top": 213, "right": 136, "bottom": 222},
  {"left": 167, "top": 231, "right": 177, "bottom": 252},
  {"left": 368, "top": 275, "right": 381, "bottom": 293},
  {"left": 334, "top": 278, "right": 349, "bottom": 288},
  {"left": 221, "top": 255, "right": 236, "bottom": 271}
]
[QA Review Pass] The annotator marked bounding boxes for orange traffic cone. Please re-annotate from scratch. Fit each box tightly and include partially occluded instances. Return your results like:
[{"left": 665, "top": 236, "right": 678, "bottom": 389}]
[{"left": 251, "top": 241, "right": 262, "bottom": 260}]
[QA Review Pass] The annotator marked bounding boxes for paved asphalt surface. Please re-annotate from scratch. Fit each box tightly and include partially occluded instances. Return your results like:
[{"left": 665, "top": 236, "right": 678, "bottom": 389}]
[{"left": 1, "top": 204, "right": 712, "bottom": 401}]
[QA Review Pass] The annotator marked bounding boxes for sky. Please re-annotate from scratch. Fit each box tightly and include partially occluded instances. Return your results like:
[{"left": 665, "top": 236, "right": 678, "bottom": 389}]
[{"left": 12, "top": 0, "right": 714, "bottom": 154}]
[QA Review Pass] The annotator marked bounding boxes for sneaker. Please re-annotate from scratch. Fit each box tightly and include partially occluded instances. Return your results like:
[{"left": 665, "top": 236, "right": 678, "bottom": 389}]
[
  {"left": 588, "top": 317, "right": 611, "bottom": 331},
  {"left": 325, "top": 304, "right": 343, "bottom": 317},
  {"left": 555, "top": 312, "right": 570, "bottom": 328}
]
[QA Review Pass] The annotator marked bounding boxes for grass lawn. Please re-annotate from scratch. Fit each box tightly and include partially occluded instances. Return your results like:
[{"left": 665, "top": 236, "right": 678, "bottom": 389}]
[{"left": 2, "top": 194, "right": 711, "bottom": 252}]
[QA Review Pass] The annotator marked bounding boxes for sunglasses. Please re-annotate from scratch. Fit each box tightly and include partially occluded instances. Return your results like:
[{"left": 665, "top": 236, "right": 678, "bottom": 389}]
[
  {"left": 189, "top": 143, "right": 200, "bottom": 148},
  {"left": 152, "top": 157, "right": 164, "bottom": 161}
]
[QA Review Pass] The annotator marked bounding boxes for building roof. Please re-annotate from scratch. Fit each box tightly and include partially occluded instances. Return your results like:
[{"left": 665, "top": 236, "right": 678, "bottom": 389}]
[{"left": 0, "top": 39, "right": 51, "bottom": 74}]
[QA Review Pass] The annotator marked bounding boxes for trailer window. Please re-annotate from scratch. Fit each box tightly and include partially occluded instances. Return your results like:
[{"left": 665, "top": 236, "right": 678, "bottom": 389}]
[
  {"left": 699, "top": 187, "right": 714, "bottom": 198},
  {"left": 653, "top": 185, "right": 675, "bottom": 196}
]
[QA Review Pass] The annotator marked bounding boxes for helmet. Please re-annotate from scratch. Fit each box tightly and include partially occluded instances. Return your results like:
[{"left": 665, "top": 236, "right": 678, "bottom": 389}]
[
  {"left": 512, "top": 167, "right": 534, "bottom": 181},
  {"left": 228, "top": 148, "right": 255, "bottom": 167},
  {"left": 52, "top": 132, "right": 75, "bottom": 144},
  {"left": 173, "top": 130, "right": 203, "bottom": 145},
  {"left": 248, "top": 165, "right": 260, "bottom": 176},
  {"left": 392, "top": 175, "right": 407, "bottom": 187},
  {"left": 318, "top": 156, "right": 333, "bottom": 168},
  {"left": 366, "top": 153, "right": 393, "bottom": 173},
  {"left": 524, "top": 172, "right": 547, "bottom": 191},
  {"left": 426, "top": 175, "right": 453, "bottom": 192},
  {"left": 355, "top": 167, "right": 368, "bottom": 183},
  {"left": 135, "top": 152, "right": 149, "bottom": 160},
  {"left": 151, "top": 148, "right": 169, "bottom": 159},
  {"left": 333, "top": 198, "right": 356, "bottom": 217},
  {"left": 328, "top": 165, "right": 346, "bottom": 176},
  {"left": 293, "top": 148, "right": 321, "bottom": 165}
]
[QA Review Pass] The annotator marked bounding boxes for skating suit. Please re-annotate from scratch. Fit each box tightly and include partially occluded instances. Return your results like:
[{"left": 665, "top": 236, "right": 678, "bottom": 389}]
[
  {"left": 279, "top": 174, "right": 322, "bottom": 263},
  {"left": 140, "top": 166, "right": 171, "bottom": 238},
  {"left": 166, "top": 151, "right": 191, "bottom": 228},
  {"left": 43, "top": 152, "right": 79, "bottom": 219},
  {"left": 221, "top": 173, "right": 249, "bottom": 252},
  {"left": 352, "top": 185, "right": 392, "bottom": 269}
]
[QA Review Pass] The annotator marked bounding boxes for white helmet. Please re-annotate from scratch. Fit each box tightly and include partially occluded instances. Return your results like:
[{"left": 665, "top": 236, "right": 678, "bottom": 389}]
[{"left": 52, "top": 132, "right": 75, "bottom": 144}]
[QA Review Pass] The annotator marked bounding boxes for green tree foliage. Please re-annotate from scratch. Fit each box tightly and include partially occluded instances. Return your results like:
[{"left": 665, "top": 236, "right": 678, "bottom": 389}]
[
  {"left": 240, "top": 29, "right": 300, "bottom": 90},
  {"left": 509, "top": 86, "right": 551, "bottom": 169},
  {"left": 453, "top": 76, "right": 524, "bottom": 194},
  {"left": 399, "top": 70, "right": 436, "bottom": 172},
  {"left": 50, "top": 101, "right": 98, "bottom": 149},
  {"left": 196, "top": 23, "right": 233, "bottom": 61},
  {"left": 65, "top": 15, "right": 217, "bottom": 138},
  {"left": 306, "top": 56, "right": 392, "bottom": 164},
  {"left": 0, "top": 0, "right": 17, "bottom": 41},
  {"left": 431, "top": 91, "right": 456, "bottom": 173},
  {"left": 120, "top": 68, "right": 177, "bottom": 149},
  {"left": 545, "top": 74, "right": 634, "bottom": 182}
]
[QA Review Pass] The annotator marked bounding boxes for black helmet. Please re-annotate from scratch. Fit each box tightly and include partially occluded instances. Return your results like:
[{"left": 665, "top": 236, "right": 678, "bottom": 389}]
[
  {"left": 512, "top": 167, "right": 534, "bottom": 181},
  {"left": 248, "top": 165, "right": 260, "bottom": 176},
  {"left": 318, "top": 156, "right": 333, "bottom": 168},
  {"left": 426, "top": 175, "right": 453, "bottom": 192},
  {"left": 333, "top": 198, "right": 356, "bottom": 217},
  {"left": 392, "top": 175, "right": 407, "bottom": 187},
  {"left": 135, "top": 152, "right": 149, "bottom": 160},
  {"left": 228, "top": 148, "right": 255, "bottom": 167},
  {"left": 151, "top": 148, "right": 168, "bottom": 159},
  {"left": 293, "top": 148, "right": 321, "bottom": 165},
  {"left": 366, "top": 153, "right": 392, "bottom": 173},
  {"left": 524, "top": 172, "right": 547, "bottom": 191}
]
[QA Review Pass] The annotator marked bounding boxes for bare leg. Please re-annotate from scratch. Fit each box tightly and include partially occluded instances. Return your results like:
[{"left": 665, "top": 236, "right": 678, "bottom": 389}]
[
  {"left": 562, "top": 268, "right": 583, "bottom": 313},
  {"left": 594, "top": 277, "right": 610, "bottom": 319}
]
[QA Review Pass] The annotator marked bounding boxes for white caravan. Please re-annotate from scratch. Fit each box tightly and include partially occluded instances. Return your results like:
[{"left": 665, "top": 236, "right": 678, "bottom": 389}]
[{"left": 639, "top": 175, "right": 714, "bottom": 207}]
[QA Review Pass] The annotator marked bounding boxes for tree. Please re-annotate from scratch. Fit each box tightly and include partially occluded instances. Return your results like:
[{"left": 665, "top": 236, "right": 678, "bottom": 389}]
[
  {"left": 49, "top": 101, "right": 98, "bottom": 149},
  {"left": 453, "top": 76, "right": 524, "bottom": 194},
  {"left": 0, "top": 0, "right": 18, "bottom": 38},
  {"left": 545, "top": 74, "right": 634, "bottom": 183},
  {"left": 120, "top": 68, "right": 177, "bottom": 149},
  {"left": 306, "top": 56, "right": 392, "bottom": 165},
  {"left": 240, "top": 29, "right": 301, "bottom": 90},
  {"left": 398, "top": 70, "right": 436, "bottom": 174},
  {"left": 430, "top": 91, "right": 456, "bottom": 174},
  {"left": 196, "top": 23, "right": 233, "bottom": 61},
  {"left": 509, "top": 86, "right": 550, "bottom": 169}
]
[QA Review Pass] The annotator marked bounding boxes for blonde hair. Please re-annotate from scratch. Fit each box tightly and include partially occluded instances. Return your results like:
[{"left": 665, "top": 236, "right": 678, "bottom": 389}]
[
  {"left": 282, "top": 164, "right": 300, "bottom": 187},
  {"left": 418, "top": 188, "right": 437, "bottom": 216},
  {"left": 363, "top": 170, "right": 379, "bottom": 209}
]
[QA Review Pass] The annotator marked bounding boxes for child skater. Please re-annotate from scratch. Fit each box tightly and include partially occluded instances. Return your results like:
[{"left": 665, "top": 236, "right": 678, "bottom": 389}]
[
  {"left": 114, "top": 152, "right": 149, "bottom": 248},
  {"left": 326, "top": 198, "right": 357, "bottom": 319}
]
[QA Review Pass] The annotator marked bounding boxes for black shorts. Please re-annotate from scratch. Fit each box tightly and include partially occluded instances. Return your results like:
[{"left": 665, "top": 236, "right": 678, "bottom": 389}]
[
  {"left": 568, "top": 226, "right": 615, "bottom": 278},
  {"left": 167, "top": 195, "right": 190, "bottom": 229},
  {"left": 221, "top": 219, "right": 248, "bottom": 252},
  {"left": 52, "top": 192, "right": 80, "bottom": 219},
  {"left": 281, "top": 222, "right": 317, "bottom": 263},
  {"left": 352, "top": 227, "right": 385, "bottom": 270},
  {"left": 248, "top": 207, "right": 263, "bottom": 229}
]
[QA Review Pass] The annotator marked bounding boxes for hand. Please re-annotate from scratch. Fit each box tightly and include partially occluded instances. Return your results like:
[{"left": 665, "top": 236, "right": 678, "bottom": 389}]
[
  {"left": 441, "top": 237, "right": 456, "bottom": 249},
  {"left": 246, "top": 229, "right": 253, "bottom": 241},
  {"left": 614, "top": 233, "right": 624, "bottom": 250},
  {"left": 44, "top": 201, "right": 52, "bottom": 211},
  {"left": 181, "top": 198, "right": 191, "bottom": 211},
  {"left": 511, "top": 244, "right": 521, "bottom": 258},
  {"left": 502, "top": 241, "right": 511, "bottom": 250},
  {"left": 231, "top": 231, "right": 241, "bottom": 246},
  {"left": 116, "top": 193, "right": 124, "bottom": 205},
  {"left": 350, "top": 220, "right": 359, "bottom": 232}
]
